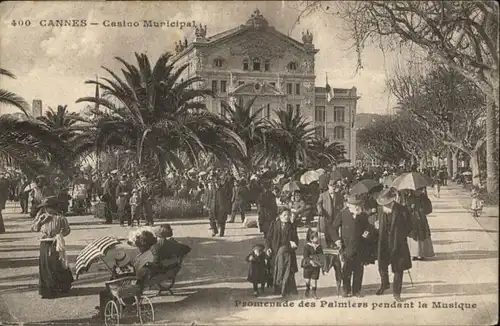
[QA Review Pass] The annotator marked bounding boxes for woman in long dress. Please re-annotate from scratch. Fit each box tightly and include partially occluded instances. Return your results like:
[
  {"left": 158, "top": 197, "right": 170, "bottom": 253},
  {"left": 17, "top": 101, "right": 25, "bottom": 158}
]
[
  {"left": 265, "top": 208, "right": 299, "bottom": 297},
  {"left": 31, "top": 196, "right": 73, "bottom": 298},
  {"left": 405, "top": 187, "right": 435, "bottom": 260}
]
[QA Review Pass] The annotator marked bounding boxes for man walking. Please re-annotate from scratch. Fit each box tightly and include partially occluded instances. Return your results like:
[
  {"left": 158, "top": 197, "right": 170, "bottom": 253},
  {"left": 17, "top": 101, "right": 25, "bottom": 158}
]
[
  {"left": 229, "top": 179, "right": 247, "bottom": 223},
  {"left": 204, "top": 177, "right": 227, "bottom": 237},
  {"left": 328, "top": 194, "right": 373, "bottom": 297},
  {"left": 374, "top": 187, "right": 413, "bottom": 302},
  {"left": 257, "top": 179, "right": 277, "bottom": 239}
]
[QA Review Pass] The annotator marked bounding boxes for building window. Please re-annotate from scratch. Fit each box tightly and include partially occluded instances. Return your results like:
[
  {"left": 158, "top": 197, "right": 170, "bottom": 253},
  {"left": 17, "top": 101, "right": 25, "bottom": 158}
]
[
  {"left": 296, "top": 104, "right": 300, "bottom": 112},
  {"left": 264, "top": 60, "right": 270, "bottom": 71},
  {"left": 253, "top": 59, "right": 261, "bottom": 71},
  {"left": 295, "top": 83, "right": 300, "bottom": 95},
  {"left": 316, "top": 126, "right": 325, "bottom": 138},
  {"left": 270, "top": 82, "right": 276, "bottom": 87},
  {"left": 333, "top": 126, "right": 345, "bottom": 140},
  {"left": 266, "top": 104, "right": 271, "bottom": 118},
  {"left": 214, "top": 59, "right": 223, "bottom": 68},
  {"left": 286, "top": 83, "right": 293, "bottom": 95},
  {"left": 286, "top": 104, "right": 293, "bottom": 112},
  {"left": 220, "top": 80, "right": 227, "bottom": 93},
  {"left": 238, "top": 81, "right": 245, "bottom": 86},
  {"left": 288, "top": 62, "right": 297, "bottom": 71},
  {"left": 243, "top": 59, "right": 249, "bottom": 71},
  {"left": 334, "top": 106, "right": 345, "bottom": 123},
  {"left": 315, "top": 106, "right": 326, "bottom": 122},
  {"left": 211, "top": 80, "right": 218, "bottom": 93}
]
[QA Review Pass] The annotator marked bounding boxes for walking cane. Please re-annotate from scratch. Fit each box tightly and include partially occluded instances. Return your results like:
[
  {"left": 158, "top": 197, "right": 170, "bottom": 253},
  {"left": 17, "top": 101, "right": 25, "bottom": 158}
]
[{"left": 406, "top": 270, "right": 414, "bottom": 287}]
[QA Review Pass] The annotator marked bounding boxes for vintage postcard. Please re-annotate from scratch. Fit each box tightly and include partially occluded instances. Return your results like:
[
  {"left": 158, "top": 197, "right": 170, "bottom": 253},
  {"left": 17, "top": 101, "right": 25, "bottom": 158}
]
[{"left": 0, "top": 1, "right": 498, "bottom": 325}]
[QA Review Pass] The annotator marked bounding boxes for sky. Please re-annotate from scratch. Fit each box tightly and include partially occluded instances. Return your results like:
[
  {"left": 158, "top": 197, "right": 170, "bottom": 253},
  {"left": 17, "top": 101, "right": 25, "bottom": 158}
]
[{"left": 0, "top": 1, "right": 405, "bottom": 116}]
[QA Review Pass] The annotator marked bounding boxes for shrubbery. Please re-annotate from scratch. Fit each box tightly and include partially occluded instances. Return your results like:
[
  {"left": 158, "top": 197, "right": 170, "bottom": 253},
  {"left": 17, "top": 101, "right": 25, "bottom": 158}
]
[{"left": 152, "top": 197, "right": 206, "bottom": 220}]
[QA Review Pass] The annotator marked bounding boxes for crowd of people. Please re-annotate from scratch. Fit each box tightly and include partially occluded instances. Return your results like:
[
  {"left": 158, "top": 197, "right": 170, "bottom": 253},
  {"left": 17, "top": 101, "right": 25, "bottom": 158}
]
[{"left": 1, "top": 163, "right": 448, "bottom": 306}]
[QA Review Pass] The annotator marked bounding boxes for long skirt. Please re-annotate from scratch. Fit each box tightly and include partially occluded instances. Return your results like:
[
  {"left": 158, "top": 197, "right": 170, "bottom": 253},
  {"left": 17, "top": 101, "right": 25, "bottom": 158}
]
[
  {"left": 39, "top": 241, "right": 74, "bottom": 297},
  {"left": 409, "top": 237, "right": 435, "bottom": 258},
  {"left": 272, "top": 246, "right": 298, "bottom": 296}
]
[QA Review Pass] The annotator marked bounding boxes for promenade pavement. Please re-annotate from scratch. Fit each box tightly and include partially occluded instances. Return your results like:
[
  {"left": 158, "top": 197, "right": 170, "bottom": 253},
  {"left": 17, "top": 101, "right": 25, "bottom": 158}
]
[{"left": 0, "top": 183, "right": 498, "bottom": 325}]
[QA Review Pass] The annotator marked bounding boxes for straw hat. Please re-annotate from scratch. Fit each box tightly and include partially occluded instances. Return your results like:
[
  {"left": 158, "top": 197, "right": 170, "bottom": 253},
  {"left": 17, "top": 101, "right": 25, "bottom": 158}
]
[{"left": 114, "top": 251, "right": 131, "bottom": 268}]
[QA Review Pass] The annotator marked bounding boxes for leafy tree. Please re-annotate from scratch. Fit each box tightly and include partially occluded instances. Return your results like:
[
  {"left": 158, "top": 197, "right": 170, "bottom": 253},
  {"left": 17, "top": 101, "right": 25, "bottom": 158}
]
[
  {"left": 389, "top": 66, "right": 486, "bottom": 185},
  {"left": 294, "top": 0, "right": 499, "bottom": 194},
  {"left": 308, "top": 137, "right": 348, "bottom": 168},
  {"left": 76, "top": 52, "right": 247, "bottom": 178}
]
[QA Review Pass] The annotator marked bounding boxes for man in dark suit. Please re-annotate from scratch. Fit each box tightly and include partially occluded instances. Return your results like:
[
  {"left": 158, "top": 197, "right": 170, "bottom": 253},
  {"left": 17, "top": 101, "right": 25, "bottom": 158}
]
[
  {"left": 328, "top": 193, "right": 374, "bottom": 297},
  {"left": 317, "top": 178, "right": 345, "bottom": 246},
  {"left": 204, "top": 177, "right": 227, "bottom": 237},
  {"left": 375, "top": 187, "right": 413, "bottom": 302},
  {"left": 257, "top": 179, "right": 278, "bottom": 239},
  {"left": 229, "top": 179, "right": 247, "bottom": 223}
]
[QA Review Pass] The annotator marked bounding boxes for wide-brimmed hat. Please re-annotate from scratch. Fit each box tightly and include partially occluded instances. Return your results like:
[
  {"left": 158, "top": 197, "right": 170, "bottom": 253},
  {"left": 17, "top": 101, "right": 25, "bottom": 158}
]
[
  {"left": 346, "top": 193, "right": 363, "bottom": 205},
  {"left": 376, "top": 187, "right": 398, "bottom": 206},
  {"left": 114, "top": 251, "right": 131, "bottom": 268},
  {"left": 37, "top": 196, "right": 64, "bottom": 209},
  {"left": 35, "top": 175, "right": 46, "bottom": 181}
]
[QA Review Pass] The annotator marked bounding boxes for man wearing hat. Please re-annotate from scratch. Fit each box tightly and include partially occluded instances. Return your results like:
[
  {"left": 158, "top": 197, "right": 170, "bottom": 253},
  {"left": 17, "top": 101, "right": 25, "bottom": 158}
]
[
  {"left": 102, "top": 172, "right": 118, "bottom": 224},
  {"left": 316, "top": 178, "right": 345, "bottom": 245},
  {"left": 327, "top": 193, "right": 374, "bottom": 297},
  {"left": 374, "top": 187, "right": 413, "bottom": 302},
  {"left": 204, "top": 178, "right": 227, "bottom": 237},
  {"left": 229, "top": 179, "right": 247, "bottom": 223},
  {"left": 257, "top": 178, "right": 278, "bottom": 238},
  {"left": 0, "top": 171, "right": 10, "bottom": 233}
]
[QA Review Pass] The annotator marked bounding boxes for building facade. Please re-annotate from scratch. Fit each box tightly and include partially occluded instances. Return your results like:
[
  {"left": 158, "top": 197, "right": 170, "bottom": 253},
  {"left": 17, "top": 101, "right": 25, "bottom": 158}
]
[{"left": 172, "top": 10, "right": 358, "bottom": 165}]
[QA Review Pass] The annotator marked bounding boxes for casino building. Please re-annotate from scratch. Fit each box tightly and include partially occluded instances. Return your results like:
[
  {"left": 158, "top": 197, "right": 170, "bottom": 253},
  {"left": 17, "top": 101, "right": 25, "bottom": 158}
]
[{"left": 172, "top": 9, "right": 359, "bottom": 165}]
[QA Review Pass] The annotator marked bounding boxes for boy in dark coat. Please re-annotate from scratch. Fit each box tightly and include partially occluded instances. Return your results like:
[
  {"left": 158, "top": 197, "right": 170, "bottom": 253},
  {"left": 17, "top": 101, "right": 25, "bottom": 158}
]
[
  {"left": 374, "top": 187, "right": 413, "bottom": 302},
  {"left": 246, "top": 244, "right": 267, "bottom": 296}
]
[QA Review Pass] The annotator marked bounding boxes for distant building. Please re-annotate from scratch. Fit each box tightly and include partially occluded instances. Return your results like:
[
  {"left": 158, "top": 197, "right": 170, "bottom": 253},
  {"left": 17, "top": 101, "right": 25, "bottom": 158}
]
[
  {"left": 32, "top": 99, "right": 42, "bottom": 117},
  {"left": 171, "top": 9, "right": 359, "bottom": 166}
]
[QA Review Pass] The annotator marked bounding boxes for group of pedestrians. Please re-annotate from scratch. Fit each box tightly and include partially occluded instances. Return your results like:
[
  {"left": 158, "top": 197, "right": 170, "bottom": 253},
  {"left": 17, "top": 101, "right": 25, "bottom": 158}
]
[{"left": 243, "top": 165, "right": 438, "bottom": 302}]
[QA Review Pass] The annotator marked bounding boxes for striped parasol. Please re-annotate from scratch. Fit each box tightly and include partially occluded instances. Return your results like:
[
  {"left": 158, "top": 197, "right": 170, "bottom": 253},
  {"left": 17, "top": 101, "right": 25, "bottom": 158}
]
[{"left": 75, "top": 236, "right": 121, "bottom": 279}]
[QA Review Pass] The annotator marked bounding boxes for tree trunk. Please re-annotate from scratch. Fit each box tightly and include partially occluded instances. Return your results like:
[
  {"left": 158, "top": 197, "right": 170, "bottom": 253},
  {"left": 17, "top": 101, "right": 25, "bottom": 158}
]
[
  {"left": 485, "top": 97, "right": 499, "bottom": 194},
  {"left": 447, "top": 150, "right": 453, "bottom": 178},
  {"left": 452, "top": 151, "right": 458, "bottom": 179},
  {"left": 470, "top": 150, "right": 481, "bottom": 187},
  {"left": 0, "top": 212, "right": 5, "bottom": 234},
  {"left": 419, "top": 156, "right": 426, "bottom": 171}
]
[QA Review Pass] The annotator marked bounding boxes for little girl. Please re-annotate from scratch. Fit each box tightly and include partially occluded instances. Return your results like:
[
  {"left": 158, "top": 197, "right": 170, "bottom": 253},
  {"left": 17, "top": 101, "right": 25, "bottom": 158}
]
[
  {"left": 471, "top": 189, "right": 483, "bottom": 217},
  {"left": 245, "top": 244, "right": 268, "bottom": 297},
  {"left": 130, "top": 189, "right": 140, "bottom": 226},
  {"left": 302, "top": 229, "right": 323, "bottom": 298}
]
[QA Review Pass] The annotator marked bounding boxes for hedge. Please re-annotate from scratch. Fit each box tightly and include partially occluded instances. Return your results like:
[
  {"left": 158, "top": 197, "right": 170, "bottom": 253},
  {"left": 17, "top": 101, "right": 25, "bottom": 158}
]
[{"left": 152, "top": 197, "right": 206, "bottom": 220}]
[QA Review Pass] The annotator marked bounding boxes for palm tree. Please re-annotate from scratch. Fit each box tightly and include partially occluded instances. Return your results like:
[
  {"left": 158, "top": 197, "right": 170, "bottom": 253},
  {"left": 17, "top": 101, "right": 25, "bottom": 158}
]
[
  {"left": 0, "top": 115, "right": 65, "bottom": 176},
  {"left": 76, "top": 52, "right": 246, "bottom": 177},
  {"left": 0, "top": 68, "right": 29, "bottom": 115},
  {"left": 308, "top": 137, "right": 348, "bottom": 168},
  {"left": 221, "top": 96, "right": 269, "bottom": 170},
  {"left": 36, "top": 105, "right": 89, "bottom": 173},
  {"left": 264, "top": 107, "right": 318, "bottom": 172}
]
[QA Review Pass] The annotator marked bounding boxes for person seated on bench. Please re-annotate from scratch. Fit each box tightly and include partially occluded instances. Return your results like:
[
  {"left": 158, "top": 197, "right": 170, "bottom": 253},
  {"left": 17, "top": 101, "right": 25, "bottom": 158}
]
[{"left": 151, "top": 224, "right": 191, "bottom": 269}]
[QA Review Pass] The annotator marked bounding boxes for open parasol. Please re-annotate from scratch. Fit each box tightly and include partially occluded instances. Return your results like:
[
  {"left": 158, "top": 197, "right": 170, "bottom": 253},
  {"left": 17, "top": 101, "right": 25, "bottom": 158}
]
[
  {"left": 391, "top": 172, "right": 433, "bottom": 190},
  {"left": 381, "top": 175, "right": 398, "bottom": 187},
  {"left": 75, "top": 236, "right": 121, "bottom": 279},
  {"left": 350, "top": 179, "right": 383, "bottom": 195},
  {"left": 300, "top": 170, "right": 321, "bottom": 185},
  {"left": 282, "top": 180, "right": 301, "bottom": 193}
]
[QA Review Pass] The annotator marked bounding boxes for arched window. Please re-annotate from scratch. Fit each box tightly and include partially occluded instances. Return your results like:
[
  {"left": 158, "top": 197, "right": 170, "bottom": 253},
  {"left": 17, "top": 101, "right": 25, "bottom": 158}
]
[
  {"left": 253, "top": 58, "right": 261, "bottom": 71},
  {"left": 333, "top": 126, "right": 345, "bottom": 140},
  {"left": 243, "top": 59, "right": 249, "bottom": 71},
  {"left": 213, "top": 58, "right": 223, "bottom": 68},
  {"left": 333, "top": 106, "right": 345, "bottom": 122},
  {"left": 264, "top": 60, "right": 270, "bottom": 71},
  {"left": 288, "top": 62, "right": 297, "bottom": 71}
]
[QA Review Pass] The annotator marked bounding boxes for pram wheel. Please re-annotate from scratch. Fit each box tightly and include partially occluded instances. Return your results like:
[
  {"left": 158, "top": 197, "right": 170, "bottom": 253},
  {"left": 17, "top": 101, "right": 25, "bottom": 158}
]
[
  {"left": 137, "top": 296, "right": 155, "bottom": 324},
  {"left": 104, "top": 300, "right": 120, "bottom": 326}
]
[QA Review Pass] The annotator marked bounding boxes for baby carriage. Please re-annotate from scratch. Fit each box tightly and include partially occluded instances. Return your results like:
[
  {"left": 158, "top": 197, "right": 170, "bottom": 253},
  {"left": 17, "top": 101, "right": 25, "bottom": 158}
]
[{"left": 103, "top": 276, "right": 154, "bottom": 326}]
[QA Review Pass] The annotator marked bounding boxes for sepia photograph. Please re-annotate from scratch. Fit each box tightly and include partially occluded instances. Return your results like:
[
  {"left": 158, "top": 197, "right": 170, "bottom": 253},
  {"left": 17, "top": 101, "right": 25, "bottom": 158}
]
[{"left": 0, "top": 1, "right": 498, "bottom": 325}]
